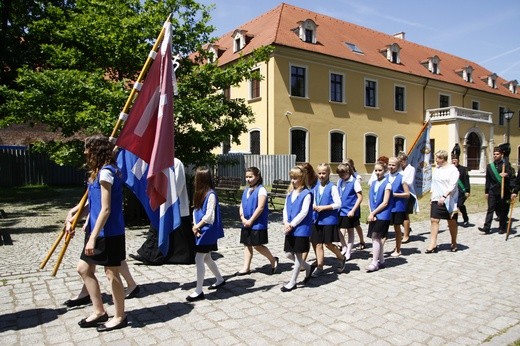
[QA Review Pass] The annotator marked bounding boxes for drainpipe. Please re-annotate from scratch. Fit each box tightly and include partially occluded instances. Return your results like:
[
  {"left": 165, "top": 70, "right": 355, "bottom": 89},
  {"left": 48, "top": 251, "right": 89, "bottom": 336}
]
[{"left": 266, "top": 60, "right": 269, "bottom": 155}]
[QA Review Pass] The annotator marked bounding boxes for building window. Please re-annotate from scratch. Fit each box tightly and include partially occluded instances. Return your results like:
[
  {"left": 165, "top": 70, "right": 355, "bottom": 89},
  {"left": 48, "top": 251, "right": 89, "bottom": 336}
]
[
  {"left": 330, "top": 73, "right": 344, "bottom": 103},
  {"left": 250, "top": 69, "right": 260, "bottom": 100},
  {"left": 382, "top": 43, "right": 401, "bottom": 64},
  {"left": 472, "top": 101, "right": 480, "bottom": 110},
  {"left": 297, "top": 19, "right": 317, "bottom": 44},
  {"left": 250, "top": 130, "right": 260, "bottom": 154},
  {"left": 462, "top": 66, "right": 473, "bottom": 82},
  {"left": 234, "top": 37, "right": 242, "bottom": 52},
  {"left": 365, "top": 79, "right": 377, "bottom": 107},
  {"left": 395, "top": 85, "right": 405, "bottom": 111},
  {"left": 394, "top": 137, "right": 405, "bottom": 156},
  {"left": 345, "top": 42, "right": 364, "bottom": 54},
  {"left": 439, "top": 94, "right": 450, "bottom": 108},
  {"left": 499, "top": 106, "right": 505, "bottom": 126},
  {"left": 223, "top": 87, "right": 230, "bottom": 100},
  {"left": 422, "top": 55, "right": 441, "bottom": 74},
  {"left": 430, "top": 139, "right": 435, "bottom": 165},
  {"left": 291, "top": 129, "right": 307, "bottom": 163},
  {"left": 365, "top": 134, "right": 377, "bottom": 164},
  {"left": 290, "top": 65, "right": 306, "bottom": 97},
  {"left": 330, "top": 132, "right": 344, "bottom": 163}
]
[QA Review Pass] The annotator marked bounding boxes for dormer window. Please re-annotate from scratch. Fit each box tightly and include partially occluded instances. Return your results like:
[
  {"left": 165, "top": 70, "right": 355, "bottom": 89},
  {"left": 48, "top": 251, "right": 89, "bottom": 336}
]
[
  {"left": 207, "top": 44, "right": 225, "bottom": 63},
  {"left": 297, "top": 19, "right": 317, "bottom": 44},
  {"left": 482, "top": 73, "right": 498, "bottom": 89},
  {"left": 381, "top": 43, "right": 401, "bottom": 64},
  {"left": 505, "top": 80, "right": 518, "bottom": 94},
  {"left": 456, "top": 65, "right": 474, "bottom": 82},
  {"left": 232, "top": 29, "right": 252, "bottom": 53},
  {"left": 421, "top": 55, "right": 441, "bottom": 75}
]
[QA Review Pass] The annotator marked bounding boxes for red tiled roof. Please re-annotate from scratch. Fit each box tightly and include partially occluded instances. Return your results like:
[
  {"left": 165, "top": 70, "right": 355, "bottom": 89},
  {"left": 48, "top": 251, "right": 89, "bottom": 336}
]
[{"left": 214, "top": 3, "right": 519, "bottom": 100}]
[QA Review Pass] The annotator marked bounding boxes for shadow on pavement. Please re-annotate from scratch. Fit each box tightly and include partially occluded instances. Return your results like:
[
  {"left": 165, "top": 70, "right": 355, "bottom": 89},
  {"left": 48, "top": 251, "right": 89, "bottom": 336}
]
[{"left": 0, "top": 307, "right": 67, "bottom": 332}]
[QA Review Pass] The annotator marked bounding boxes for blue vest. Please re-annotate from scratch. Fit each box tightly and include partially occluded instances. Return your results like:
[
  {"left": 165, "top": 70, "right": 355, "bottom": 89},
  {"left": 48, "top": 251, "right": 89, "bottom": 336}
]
[
  {"left": 337, "top": 178, "right": 360, "bottom": 217},
  {"left": 369, "top": 178, "right": 392, "bottom": 221},
  {"left": 313, "top": 182, "right": 339, "bottom": 225},
  {"left": 241, "top": 185, "right": 268, "bottom": 230},
  {"left": 390, "top": 173, "right": 407, "bottom": 212},
  {"left": 285, "top": 189, "right": 313, "bottom": 237},
  {"left": 194, "top": 190, "right": 224, "bottom": 246},
  {"left": 88, "top": 164, "right": 124, "bottom": 238}
]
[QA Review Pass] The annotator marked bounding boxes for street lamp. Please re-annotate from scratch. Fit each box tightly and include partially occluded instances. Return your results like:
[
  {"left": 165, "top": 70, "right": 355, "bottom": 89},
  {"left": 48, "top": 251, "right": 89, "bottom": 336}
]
[{"left": 504, "top": 109, "right": 514, "bottom": 143}]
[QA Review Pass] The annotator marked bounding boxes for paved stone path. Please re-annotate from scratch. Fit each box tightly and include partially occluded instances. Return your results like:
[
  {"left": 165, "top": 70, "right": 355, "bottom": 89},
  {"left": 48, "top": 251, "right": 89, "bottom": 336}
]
[{"left": 0, "top": 202, "right": 519, "bottom": 345}]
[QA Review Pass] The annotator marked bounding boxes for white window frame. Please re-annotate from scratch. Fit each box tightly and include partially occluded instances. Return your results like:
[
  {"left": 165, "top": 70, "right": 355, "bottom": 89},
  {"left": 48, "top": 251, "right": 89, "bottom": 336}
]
[
  {"left": 329, "top": 71, "right": 345, "bottom": 103},
  {"left": 386, "top": 43, "right": 401, "bottom": 64},
  {"left": 289, "top": 64, "right": 308, "bottom": 98},
  {"left": 290, "top": 127, "right": 309, "bottom": 163},
  {"left": 329, "top": 130, "right": 346, "bottom": 163},
  {"left": 364, "top": 133, "right": 378, "bottom": 164},
  {"left": 298, "top": 19, "right": 317, "bottom": 44},
  {"left": 364, "top": 78, "right": 378, "bottom": 108},
  {"left": 394, "top": 84, "right": 406, "bottom": 112}
]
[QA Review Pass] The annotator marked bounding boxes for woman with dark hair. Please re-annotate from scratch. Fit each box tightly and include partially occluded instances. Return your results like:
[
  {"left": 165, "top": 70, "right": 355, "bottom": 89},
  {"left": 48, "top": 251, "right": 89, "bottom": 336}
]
[
  {"left": 66, "top": 134, "right": 128, "bottom": 331},
  {"left": 236, "top": 167, "right": 278, "bottom": 276},
  {"left": 186, "top": 167, "right": 225, "bottom": 302}
]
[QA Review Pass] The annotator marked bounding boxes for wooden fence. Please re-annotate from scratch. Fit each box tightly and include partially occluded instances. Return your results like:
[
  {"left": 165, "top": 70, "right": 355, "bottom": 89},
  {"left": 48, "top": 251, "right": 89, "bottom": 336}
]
[{"left": 0, "top": 146, "right": 85, "bottom": 187}]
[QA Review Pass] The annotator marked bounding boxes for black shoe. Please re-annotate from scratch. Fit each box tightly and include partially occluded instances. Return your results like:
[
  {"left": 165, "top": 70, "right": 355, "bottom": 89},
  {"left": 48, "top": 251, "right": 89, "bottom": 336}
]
[
  {"left": 462, "top": 221, "right": 469, "bottom": 227},
  {"left": 208, "top": 280, "right": 226, "bottom": 290},
  {"left": 478, "top": 227, "right": 490, "bottom": 234},
  {"left": 186, "top": 292, "right": 205, "bottom": 302},
  {"left": 424, "top": 246, "right": 439, "bottom": 254},
  {"left": 129, "top": 253, "right": 150, "bottom": 264},
  {"left": 78, "top": 312, "right": 108, "bottom": 328},
  {"left": 64, "top": 295, "right": 91, "bottom": 307},
  {"left": 96, "top": 316, "right": 128, "bottom": 332},
  {"left": 271, "top": 257, "right": 279, "bottom": 274},
  {"left": 498, "top": 229, "right": 506, "bottom": 234},
  {"left": 2, "top": 232, "right": 13, "bottom": 245},
  {"left": 280, "top": 284, "right": 297, "bottom": 292},
  {"left": 125, "top": 285, "right": 140, "bottom": 299}
]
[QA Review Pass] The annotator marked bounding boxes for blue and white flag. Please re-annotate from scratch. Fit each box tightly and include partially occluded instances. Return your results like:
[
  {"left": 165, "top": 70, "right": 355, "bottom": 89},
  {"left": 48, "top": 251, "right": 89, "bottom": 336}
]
[
  {"left": 117, "top": 149, "right": 181, "bottom": 255},
  {"left": 407, "top": 121, "right": 432, "bottom": 198}
]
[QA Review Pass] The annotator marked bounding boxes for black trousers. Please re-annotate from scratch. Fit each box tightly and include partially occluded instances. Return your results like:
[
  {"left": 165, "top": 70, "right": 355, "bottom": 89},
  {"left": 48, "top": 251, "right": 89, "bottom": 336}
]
[{"left": 483, "top": 193, "right": 509, "bottom": 231}]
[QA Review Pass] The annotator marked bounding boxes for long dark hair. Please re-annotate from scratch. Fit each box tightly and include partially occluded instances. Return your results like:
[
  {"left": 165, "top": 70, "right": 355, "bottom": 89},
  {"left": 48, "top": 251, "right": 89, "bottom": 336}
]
[
  {"left": 84, "top": 134, "right": 115, "bottom": 180},
  {"left": 192, "top": 167, "right": 214, "bottom": 209}
]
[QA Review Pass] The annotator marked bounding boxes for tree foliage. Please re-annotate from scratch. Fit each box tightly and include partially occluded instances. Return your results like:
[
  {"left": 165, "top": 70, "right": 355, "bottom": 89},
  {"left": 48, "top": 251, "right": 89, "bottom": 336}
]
[{"left": 0, "top": 0, "right": 272, "bottom": 167}]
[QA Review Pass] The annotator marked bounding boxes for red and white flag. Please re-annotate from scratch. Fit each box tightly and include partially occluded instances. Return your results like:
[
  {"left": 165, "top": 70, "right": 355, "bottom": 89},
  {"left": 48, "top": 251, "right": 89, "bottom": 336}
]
[{"left": 117, "top": 22, "right": 174, "bottom": 210}]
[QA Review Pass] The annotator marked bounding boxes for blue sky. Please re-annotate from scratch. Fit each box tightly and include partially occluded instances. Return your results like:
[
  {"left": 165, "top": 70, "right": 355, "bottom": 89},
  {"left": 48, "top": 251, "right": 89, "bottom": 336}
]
[{"left": 198, "top": 0, "right": 520, "bottom": 81}]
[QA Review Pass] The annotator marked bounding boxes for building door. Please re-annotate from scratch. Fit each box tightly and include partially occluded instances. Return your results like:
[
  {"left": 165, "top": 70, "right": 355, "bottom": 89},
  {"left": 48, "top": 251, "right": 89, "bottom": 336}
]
[{"left": 466, "top": 132, "right": 481, "bottom": 170}]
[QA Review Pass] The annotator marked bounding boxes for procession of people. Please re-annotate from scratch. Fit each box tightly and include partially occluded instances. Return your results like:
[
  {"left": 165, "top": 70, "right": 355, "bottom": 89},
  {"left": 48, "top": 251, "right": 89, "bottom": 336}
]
[{"left": 59, "top": 135, "right": 519, "bottom": 332}]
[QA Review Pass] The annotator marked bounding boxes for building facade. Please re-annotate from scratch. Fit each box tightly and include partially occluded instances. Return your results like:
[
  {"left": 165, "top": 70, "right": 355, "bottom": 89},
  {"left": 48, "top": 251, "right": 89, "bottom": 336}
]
[{"left": 211, "top": 3, "right": 520, "bottom": 174}]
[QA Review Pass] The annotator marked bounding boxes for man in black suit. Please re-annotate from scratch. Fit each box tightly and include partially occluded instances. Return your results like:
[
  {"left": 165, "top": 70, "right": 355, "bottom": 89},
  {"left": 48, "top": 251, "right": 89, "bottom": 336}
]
[
  {"left": 451, "top": 155, "right": 471, "bottom": 226},
  {"left": 478, "top": 146, "right": 517, "bottom": 234}
]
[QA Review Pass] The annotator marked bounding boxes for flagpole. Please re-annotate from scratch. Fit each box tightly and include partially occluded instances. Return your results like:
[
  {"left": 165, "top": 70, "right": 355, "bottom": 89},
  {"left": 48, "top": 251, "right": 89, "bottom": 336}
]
[
  {"left": 407, "top": 120, "right": 430, "bottom": 156},
  {"left": 110, "top": 14, "right": 172, "bottom": 139},
  {"left": 41, "top": 15, "right": 172, "bottom": 276}
]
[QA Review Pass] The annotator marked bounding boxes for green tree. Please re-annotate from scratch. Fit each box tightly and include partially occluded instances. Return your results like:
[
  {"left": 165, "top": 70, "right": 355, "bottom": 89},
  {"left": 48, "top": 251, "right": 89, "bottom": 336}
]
[{"left": 0, "top": 0, "right": 272, "bottom": 166}]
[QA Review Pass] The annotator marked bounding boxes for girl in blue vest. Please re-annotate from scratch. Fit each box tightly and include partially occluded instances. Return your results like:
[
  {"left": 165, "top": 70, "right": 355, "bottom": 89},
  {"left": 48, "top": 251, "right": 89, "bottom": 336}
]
[
  {"left": 346, "top": 158, "right": 367, "bottom": 250},
  {"left": 67, "top": 135, "right": 128, "bottom": 331},
  {"left": 282, "top": 166, "right": 313, "bottom": 291},
  {"left": 310, "top": 163, "right": 346, "bottom": 277},
  {"left": 336, "top": 162, "right": 363, "bottom": 263},
  {"left": 387, "top": 157, "right": 410, "bottom": 257},
  {"left": 187, "top": 167, "right": 225, "bottom": 302},
  {"left": 367, "top": 163, "right": 392, "bottom": 272},
  {"left": 236, "top": 167, "right": 278, "bottom": 276}
]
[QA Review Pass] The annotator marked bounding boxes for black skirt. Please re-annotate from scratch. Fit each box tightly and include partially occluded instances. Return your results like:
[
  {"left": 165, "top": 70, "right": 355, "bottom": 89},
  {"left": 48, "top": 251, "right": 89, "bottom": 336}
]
[
  {"left": 240, "top": 228, "right": 269, "bottom": 246},
  {"left": 311, "top": 224, "right": 339, "bottom": 244},
  {"left": 430, "top": 201, "right": 458, "bottom": 220},
  {"left": 390, "top": 212, "right": 407, "bottom": 225},
  {"left": 80, "top": 232, "right": 126, "bottom": 267},
  {"left": 284, "top": 234, "right": 310, "bottom": 253},
  {"left": 338, "top": 215, "right": 360, "bottom": 229},
  {"left": 195, "top": 243, "right": 218, "bottom": 253},
  {"left": 367, "top": 220, "right": 390, "bottom": 239}
]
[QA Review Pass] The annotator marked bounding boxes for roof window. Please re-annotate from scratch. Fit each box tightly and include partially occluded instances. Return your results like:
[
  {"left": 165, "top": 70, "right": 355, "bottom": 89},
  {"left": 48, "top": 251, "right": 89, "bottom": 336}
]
[
  {"left": 345, "top": 42, "right": 363, "bottom": 54},
  {"left": 297, "top": 19, "right": 317, "bottom": 44},
  {"left": 380, "top": 43, "right": 401, "bottom": 64},
  {"left": 421, "top": 55, "right": 441, "bottom": 75}
]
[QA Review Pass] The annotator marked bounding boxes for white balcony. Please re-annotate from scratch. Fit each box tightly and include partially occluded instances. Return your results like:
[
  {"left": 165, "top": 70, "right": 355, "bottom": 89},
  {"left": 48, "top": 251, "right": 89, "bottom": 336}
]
[{"left": 426, "top": 106, "right": 492, "bottom": 124}]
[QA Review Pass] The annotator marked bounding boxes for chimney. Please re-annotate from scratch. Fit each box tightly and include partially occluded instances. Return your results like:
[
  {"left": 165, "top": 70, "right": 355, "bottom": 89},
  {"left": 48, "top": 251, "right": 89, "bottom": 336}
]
[{"left": 393, "top": 32, "right": 405, "bottom": 40}]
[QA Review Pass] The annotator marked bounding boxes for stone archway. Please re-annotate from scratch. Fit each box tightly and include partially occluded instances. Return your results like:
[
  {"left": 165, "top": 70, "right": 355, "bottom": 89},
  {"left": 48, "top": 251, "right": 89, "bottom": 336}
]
[{"left": 466, "top": 132, "right": 481, "bottom": 170}]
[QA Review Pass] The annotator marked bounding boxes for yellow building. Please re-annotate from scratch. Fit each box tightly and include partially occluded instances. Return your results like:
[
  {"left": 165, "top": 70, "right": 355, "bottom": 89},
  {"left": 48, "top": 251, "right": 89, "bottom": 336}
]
[{"left": 211, "top": 3, "right": 520, "bottom": 175}]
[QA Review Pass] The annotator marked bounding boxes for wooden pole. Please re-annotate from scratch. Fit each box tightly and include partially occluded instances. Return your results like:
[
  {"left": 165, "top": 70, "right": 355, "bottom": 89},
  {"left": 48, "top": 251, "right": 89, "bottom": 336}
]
[
  {"left": 506, "top": 199, "right": 515, "bottom": 241},
  {"left": 407, "top": 120, "right": 430, "bottom": 156},
  {"left": 42, "top": 16, "right": 172, "bottom": 276}
]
